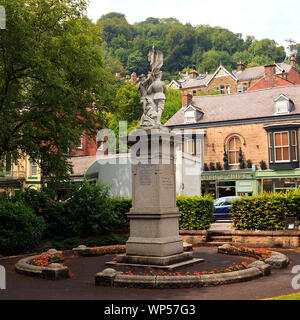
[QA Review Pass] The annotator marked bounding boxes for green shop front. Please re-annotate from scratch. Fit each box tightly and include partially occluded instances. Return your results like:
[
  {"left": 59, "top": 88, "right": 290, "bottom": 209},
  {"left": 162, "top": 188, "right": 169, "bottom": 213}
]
[
  {"left": 256, "top": 169, "right": 300, "bottom": 193},
  {"left": 201, "top": 169, "right": 257, "bottom": 198}
]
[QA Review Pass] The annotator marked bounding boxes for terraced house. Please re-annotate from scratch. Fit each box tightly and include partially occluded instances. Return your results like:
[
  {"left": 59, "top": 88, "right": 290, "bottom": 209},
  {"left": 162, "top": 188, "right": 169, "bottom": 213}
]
[
  {"left": 169, "top": 57, "right": 300, "bottom": 95},
  {"left": 0, "top": 155, "right": 41, "bottom": 197},
  {"left": 165, "top": 84, "right": 300, "bottom": 198}
]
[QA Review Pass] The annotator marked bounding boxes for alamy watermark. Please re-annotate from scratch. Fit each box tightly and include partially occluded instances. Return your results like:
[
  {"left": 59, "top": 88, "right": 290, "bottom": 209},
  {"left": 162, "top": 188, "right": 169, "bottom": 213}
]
[
  {"left": 0, "top": 6, "right": 6, "bottom": 29},
  {"left": 0, "top": 265, "right": 6, "bottom": 290},
  {"left": 291, "top": 265, "right": 300, "bottom": 290}
]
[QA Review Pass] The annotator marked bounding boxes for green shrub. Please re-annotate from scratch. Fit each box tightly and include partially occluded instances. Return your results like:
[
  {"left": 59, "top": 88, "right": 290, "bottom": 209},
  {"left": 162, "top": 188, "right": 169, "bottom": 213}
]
[
  {"left": 110, "top": 197, "right": 132, "bottom": 231},
  {"left": 63, "top": 181, "right": 117, "bottom": 237},
  {"left": 11, "top": 188, "right": 70, "bottom": 239},
  {"left": 231, "top": 189, "right": 300, "bottom": 230},
  {"left": 177, "top": 195, "right": 214, "bottom": 230},
  {"left": 0, "top": 200, "right": 46, "bottom": 255}
]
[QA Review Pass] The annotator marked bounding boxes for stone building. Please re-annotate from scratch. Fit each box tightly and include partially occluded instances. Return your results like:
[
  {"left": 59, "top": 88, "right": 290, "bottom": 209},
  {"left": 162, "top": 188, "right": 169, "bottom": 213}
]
[
  {"left": 165, "top": 84, "right": 300, "bottom": 197},
  {"left": 171, "top": 58, "right": 300, "bottom": 96}
]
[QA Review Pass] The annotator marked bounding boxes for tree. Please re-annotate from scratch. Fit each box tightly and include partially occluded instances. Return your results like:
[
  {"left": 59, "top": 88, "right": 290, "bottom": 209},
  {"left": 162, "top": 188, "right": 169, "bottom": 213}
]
[
  {"left": 113, "top": 83, "right": 143, "bottom": 124},
  {"left": 126, "top": 50, "right": 148, "bottom": 75},
  {"left": 0, "top": 0, "right": 113, "bottom": 186},
  {"left": 161, "top": 88, "right": 182, "bottom": 124}
]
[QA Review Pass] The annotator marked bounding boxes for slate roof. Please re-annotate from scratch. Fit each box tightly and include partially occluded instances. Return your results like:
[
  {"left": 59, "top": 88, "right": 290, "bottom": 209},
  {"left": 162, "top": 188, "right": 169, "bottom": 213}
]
[
  {"left": 165, "top": 85, "right": 300, "bottom": 127},
  {"left": 177, "top": 63, "right": 294, "bottom": 89}
]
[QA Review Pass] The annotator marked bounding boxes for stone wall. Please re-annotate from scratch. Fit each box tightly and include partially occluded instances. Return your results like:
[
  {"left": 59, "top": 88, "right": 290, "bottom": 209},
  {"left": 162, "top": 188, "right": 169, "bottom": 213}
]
[{"left": 232, "top": 230, "right": 300, "bottom": 248}]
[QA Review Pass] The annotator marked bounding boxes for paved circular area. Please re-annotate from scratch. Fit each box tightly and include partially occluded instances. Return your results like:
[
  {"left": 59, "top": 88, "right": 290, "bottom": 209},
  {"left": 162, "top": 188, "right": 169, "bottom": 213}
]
[{"left": 0, "top": 247, "right": 300, "bottom": 300}]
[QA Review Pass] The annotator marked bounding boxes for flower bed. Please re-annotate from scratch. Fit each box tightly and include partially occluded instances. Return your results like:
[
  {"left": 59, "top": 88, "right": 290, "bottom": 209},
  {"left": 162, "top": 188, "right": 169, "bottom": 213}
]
[
  {"left": 73, "top": 244, "right": 126, "bottom": 256},
  {"left": 31, "top": 251, "right": 63, "bottom": 267},
  {"left": 15, "top": 249, "right": 69, "bottom": 280},
  {"left": 219, "top": 245, "right": 272, "bottom": 261},
  {"left": 124, "top": 262, "right": 249, "bottom": 277}
]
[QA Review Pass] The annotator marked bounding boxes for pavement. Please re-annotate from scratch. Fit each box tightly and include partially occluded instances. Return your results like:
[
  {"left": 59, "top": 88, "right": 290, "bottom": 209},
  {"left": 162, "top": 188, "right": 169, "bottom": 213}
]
[
  {"left": 209, "top": 220, "right": 233, "bottom": 231},
  {"left": 1, "top": 247, "right": 300, "bottom": 300}
]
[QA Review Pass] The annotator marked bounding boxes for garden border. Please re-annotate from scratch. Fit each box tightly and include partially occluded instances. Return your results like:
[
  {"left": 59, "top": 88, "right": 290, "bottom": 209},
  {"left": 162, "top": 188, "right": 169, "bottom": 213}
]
[
  {"left": 95, "top": 244, "right": 290, "bottom": 289},
  {"left": 15, "top": 249, "right": 69, "bottom": 280}
]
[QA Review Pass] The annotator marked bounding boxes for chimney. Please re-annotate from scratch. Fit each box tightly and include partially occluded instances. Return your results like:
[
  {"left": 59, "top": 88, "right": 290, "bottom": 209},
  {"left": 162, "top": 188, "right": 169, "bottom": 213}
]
[
  {"left": 291, "top": 56, "right": 297, "bottom": 69},
  {"left": 189, "top": 69, "right": 198, "bottom": 79},
  {"left": 264, "top": 64, "right": 276, "bottom": 78},
  {"left": 236, "top": 61, "right": 246, "bottom": 72},
  {"left": 182, "top": 93, "right": 193, "bottom": 107}
]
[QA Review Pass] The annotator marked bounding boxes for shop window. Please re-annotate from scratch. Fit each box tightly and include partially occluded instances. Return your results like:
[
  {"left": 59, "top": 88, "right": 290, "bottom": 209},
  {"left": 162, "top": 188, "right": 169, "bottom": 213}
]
[{"left": 227, "top": 136, "right": 241, "bottom": 165}]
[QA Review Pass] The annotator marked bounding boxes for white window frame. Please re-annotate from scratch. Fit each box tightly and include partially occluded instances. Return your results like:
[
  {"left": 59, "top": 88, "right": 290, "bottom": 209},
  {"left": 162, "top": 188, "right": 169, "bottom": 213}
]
[
  {"left": 274, "top": 131, "right": 290, "bottom": 163},
  {"left": 30, "top": 159, "right": 38, "bottom": 177},
  {"left": 77, "top": 136, "right": 83, "bottom": 150},
  {"left": 228, "top": 136, "right": 241, "bottom": 166}
]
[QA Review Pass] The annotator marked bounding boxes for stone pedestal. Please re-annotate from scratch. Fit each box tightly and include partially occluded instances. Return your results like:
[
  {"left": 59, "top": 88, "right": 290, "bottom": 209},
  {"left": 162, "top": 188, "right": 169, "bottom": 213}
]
[{"left": 107, "top": 127, "right": 203, "bottom": 270}]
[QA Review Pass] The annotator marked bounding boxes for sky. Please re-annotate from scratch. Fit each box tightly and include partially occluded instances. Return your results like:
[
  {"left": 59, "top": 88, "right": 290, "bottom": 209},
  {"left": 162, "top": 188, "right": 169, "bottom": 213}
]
[{"left": 87, "top": 0, "right": 300, "bottom": 49}]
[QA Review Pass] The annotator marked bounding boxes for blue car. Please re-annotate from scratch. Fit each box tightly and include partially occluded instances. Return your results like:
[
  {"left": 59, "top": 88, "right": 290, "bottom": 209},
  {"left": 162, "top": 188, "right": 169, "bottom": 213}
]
[{"left": 213, "top": 196, "right": 241, "bottom": 220}]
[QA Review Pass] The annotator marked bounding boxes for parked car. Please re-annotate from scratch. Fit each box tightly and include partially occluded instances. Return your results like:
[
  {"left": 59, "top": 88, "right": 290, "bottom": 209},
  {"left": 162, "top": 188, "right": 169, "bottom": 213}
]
[{"left": 213, "top": 196, "right": 242, "bottom": 220}]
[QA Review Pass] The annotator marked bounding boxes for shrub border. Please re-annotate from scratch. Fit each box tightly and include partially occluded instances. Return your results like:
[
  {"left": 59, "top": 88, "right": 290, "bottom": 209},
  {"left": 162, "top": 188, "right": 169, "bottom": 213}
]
[{"left": 15, "top": 249, "right": 69, "bottom": 280}]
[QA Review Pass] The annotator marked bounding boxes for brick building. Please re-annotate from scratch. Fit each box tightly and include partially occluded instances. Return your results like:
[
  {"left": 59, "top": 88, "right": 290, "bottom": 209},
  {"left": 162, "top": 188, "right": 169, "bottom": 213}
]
[
  {"left": 165, "top": 85, "right": 300, "bottom": 197},
  {"left": 171, "top": 58, "right": 300, "bottom": 96}
]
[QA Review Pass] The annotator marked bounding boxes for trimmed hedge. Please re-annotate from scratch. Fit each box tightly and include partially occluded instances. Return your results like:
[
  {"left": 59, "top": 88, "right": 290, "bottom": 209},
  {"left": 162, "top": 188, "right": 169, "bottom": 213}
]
[
  {"left": 177, "top": 195, "right": 214, "bottom": 230},
  {"left": 231, "top": 190, "right": 300, "bottom": 230},
  {"left": 110, "top": 197, "right": 132, "bottom": 231},
  {"left": 0, "top": 200, "right": 46, "bottom": 255}
]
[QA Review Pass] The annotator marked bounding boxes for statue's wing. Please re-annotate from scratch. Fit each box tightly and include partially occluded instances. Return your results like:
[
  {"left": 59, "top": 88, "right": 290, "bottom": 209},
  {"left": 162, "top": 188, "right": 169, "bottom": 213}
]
[{"left": 148, "top": 48, "right": 163, "bottom": 73}]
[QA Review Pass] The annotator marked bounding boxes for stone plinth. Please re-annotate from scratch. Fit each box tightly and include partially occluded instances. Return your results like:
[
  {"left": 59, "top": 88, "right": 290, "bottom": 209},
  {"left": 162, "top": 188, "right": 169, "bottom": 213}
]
[{"left": 107, "top": 127, "right": 203, "bottom": 269}]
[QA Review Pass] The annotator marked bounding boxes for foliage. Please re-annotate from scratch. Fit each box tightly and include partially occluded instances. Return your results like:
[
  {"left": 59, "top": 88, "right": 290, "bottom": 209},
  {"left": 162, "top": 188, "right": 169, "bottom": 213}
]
[
  {"left": 223, "top": 146, "right": 229, "bottom": 170},
  {"left": 209, "top": 162, "right": 215, "bottom": 171},
  {"left": 0, "top": 200, "right": 46, "bottom": 255},
  {"left": 221, "top": 246, "right": 272, "bottom": 261},
  {"left": 176, "top": 195, "right": 214, "bottom": 230},
  {"left": 97, "top": 13, "right": 288, "bottom": 75},
  {"left": 63, "top": 181, "right": 117, "bottom": 237},
  {"left": 216, "top": 162, "right": 222, "bottom": 170},
  {"left": 10, "top": 188, "right": 69, "bottom": 239},
  {"left": 0, "top": 0, "right": 114, "bottom": 185},
  {"left": 161, "top": 88, "right": 182, "bottom": 124},
  {"left": 31, "top": 252, "right": 63, "bottom": 267},
  {"left": 110, "top": 197, "right": 132, "bottom": 231},
  {"left": 246, "top": 159, "right": 252, "bottom": 169},
  {"left": 239, "top": 148, "right": 245, "bottom": 169},
  {"left": 260, "top": 160, "right": 267, "bottom": 170},
  {"left": 231, "top": 189, "right": 300, "bottom": 230}
]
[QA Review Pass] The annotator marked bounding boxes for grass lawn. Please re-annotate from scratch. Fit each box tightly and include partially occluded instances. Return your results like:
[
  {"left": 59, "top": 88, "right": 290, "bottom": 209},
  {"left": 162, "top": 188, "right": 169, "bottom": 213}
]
[{"left": 266, "top": 293, "right": 300, "bottom": 300}]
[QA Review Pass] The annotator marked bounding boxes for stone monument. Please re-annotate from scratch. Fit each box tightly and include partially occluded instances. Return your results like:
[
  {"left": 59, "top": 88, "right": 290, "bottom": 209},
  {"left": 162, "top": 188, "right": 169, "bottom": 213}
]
[{"left": 107, "top": 47, "right": 203, "bottom": 269}]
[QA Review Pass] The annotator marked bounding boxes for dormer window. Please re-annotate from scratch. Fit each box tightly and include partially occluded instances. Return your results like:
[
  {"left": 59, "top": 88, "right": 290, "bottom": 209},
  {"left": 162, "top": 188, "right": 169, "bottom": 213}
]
[
  {"left": 185, "top": 110, "right": 196, "bottom": 124},
  {"left": 184, "top": 105, "right": 203, "bottom": 124},
  {"left": 274, "top": 94, "right": 294, "bottom": 115}
]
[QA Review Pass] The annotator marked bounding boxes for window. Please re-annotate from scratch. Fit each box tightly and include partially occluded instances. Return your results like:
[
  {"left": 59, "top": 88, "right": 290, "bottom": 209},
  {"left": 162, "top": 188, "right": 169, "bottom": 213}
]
[
  {"left": 77, "top": 136, "right": 83, "bottom": 149},
  {"left": 291, "top": 130, "right": 297, "bottom": 161},
  {"left": 184, "top": 110, "right": 196, "bottom": 124},
  {"left": 192, "top": 90, "right": 197, "bottom": 96},
  {"left": 267, "top": 129, "right": 299, "bottom": 169},
  {"left": 274, "top": 131, "right": 290, "bottom": 162},
  {"left": 226, "top": 86, "right": 231, "bottom": 94},
  {"left": 237, "top": 84, "right": 242, "bottom": 93},
  {"left": 274, "top": 95, "right": 294, "bottom": 114},
  {"left": 243, "top": 83, "right": 247, "bottom": 92},
  {"left": 227, "top": 136, "right": 241, "bottom": 165},
  {"left": 220, "top": 85, "right": 225, "bottom": 94},
  {"left": 268, "top": 132, "right": 273, "bottom": 163},
  {"left": 30, "top": 160, "right": 38, "bottom": 177}
]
